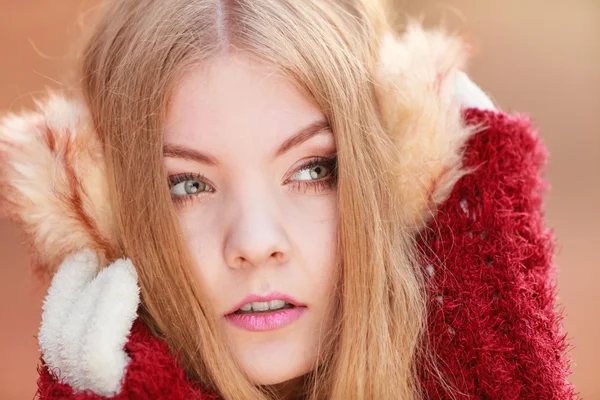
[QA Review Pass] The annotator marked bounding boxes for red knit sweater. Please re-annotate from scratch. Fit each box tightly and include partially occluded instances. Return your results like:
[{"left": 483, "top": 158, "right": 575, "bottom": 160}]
[{"left": 36, "top": 109, "right": 577, "bottom": 399}]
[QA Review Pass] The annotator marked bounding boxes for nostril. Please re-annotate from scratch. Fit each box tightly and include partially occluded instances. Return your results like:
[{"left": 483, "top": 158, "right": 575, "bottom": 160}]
[
  {"left": 223, "top": 225, "right": 292, "bottom": 269},
  {"left": 273, "top": 251, "right": 288, "bottom": 263},
  {"left": 227, "top": 250, "right": 289, "bottom": 270},
  {"left": 232, "top": 256, "right": 249, "bottom": 269}
]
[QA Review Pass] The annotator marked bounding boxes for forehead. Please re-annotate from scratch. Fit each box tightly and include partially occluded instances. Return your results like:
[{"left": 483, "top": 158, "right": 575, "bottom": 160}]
[{"left": 163, "top": 52, "right": 325, "bottom": 154}]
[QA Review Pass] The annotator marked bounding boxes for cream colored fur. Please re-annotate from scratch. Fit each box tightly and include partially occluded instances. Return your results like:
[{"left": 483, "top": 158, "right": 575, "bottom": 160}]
[
  {"left": 0, "top": 94, "right": 117, "bottom": 274},
  {"left": 376, "top": 22, "right": 478, "bottom": 231},
  {"left": 38, "top": 249, "right": 139, "bottom": 396}
]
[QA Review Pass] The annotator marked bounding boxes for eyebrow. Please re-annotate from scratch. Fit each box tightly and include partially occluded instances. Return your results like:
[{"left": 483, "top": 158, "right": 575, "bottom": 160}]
[
  {"left": 163, "top": 119, "right": 331, "bottom": 165},
  {"left": 163, "top": 143, "right": 219, "bottom": 166},
  {"left": 274, "top": 119, "right": 331, "bottom": 157}
]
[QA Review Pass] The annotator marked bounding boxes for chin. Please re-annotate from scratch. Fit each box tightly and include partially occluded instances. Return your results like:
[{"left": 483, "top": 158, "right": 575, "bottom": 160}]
[
  {"left": 249, "top": 368, "right": 305, "bottom": 386},
  {"left": 232, "top": 333, "right": 316, "bottom": 386}
]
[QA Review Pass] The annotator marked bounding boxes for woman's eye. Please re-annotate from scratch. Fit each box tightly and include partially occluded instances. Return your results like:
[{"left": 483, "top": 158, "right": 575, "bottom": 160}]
[
  {"left": 290, "top": 158, "right": 335, "bottom": 181},
  {"left": 171, "top": 180, "right": 209, "bottom": 195},
  {"left": 168, "top": 174, "right": 212, "bottom": 197}
]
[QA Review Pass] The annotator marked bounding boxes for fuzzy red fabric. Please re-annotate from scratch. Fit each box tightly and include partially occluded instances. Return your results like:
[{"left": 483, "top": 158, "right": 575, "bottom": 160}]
[
  {"left": 37, "top": 320, "right": 217, "bottom": 400},
  {"left": 36, "top": 109, "right": 576, "bottom": 399},
  {"left": 417, "top": 109, "right": 576, "bottom": 399}
]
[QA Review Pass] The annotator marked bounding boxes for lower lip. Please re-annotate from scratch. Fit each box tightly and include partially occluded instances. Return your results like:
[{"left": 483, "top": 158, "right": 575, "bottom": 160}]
[{"left": 225, "top": 307, "right": 306, "bottom": 332}]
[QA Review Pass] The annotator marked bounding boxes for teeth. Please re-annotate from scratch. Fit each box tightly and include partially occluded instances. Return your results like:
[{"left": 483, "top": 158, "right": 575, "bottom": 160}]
[
  {"left": 268, "top": 300, "right": 285, "bottom": 309},
  {"left": 238, "top": 300, "right": 289, "bottom": 312},
  {"left": 252, "top": 301, "right": 270, "bottom": 312}
]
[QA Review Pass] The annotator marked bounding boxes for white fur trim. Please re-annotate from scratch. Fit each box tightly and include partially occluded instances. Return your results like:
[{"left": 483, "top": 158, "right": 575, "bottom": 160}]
[
  {"left": 454, "top": 71, "right": 497, "bottom": 111},
  {"left": 39, "top": 250, "right": 140, "bottom": 397}
]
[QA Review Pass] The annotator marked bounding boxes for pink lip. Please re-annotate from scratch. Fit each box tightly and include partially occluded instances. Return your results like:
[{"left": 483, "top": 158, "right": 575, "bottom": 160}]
[
  {"left": 225, "top": 292, "right": 305, "bottom": 315},
  {"left": 225, "top": 307, "right": 306, "bottom": 332},
  {"left": 224, "top": 292, "right": 307, "bottom": 332}
]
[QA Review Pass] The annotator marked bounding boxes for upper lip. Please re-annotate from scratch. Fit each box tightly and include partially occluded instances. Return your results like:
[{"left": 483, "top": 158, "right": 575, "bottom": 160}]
[{"left": 225, "top": 292, "right": 305, "bottom": 315}]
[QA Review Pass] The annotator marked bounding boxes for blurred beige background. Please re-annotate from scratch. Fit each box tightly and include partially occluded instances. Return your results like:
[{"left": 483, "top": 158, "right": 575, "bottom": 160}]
[{"left": 0, "top": 1, "right": 598, "bottom": 398}]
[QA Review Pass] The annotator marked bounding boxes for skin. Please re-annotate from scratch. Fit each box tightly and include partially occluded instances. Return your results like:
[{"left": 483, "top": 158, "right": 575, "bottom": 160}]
[{"left": 163, "top": 51, "right": 338, "bottom": 386}]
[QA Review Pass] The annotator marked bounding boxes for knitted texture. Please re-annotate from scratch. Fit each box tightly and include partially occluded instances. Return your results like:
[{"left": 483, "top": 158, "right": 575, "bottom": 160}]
[
  {"left": 417, "top": 109, "right": 576, "bottom": 399},
  {"left": 37, "top": 320, "right": 217, "bottom": 400},
  {"left": 36, "top": 110, "right": 576, "bottom": 399}
]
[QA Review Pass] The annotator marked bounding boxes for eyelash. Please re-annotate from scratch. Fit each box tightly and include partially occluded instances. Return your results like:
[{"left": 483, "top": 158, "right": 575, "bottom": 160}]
[{"left": 167, "top": 156, "right": 337, "bottom": 206}]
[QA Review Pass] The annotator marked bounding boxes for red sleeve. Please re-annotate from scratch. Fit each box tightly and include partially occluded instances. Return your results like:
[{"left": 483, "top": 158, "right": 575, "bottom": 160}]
[
  {"left": 418, "top": 109, "right": 577, "bottom": 399},
  {"left": 36, "top": 320, "right": 219, "bottom": 400}
]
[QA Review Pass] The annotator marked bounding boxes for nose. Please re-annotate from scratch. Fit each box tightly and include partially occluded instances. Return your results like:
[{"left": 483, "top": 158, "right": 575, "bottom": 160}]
[{"left": 223, "top": 196, "right": 291, "bottom": 269}]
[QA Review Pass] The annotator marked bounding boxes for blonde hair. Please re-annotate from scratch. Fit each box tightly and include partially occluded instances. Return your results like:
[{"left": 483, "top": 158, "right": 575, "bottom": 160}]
[{"left": 81, "top": 0, "right": 426, "bottom": 398}]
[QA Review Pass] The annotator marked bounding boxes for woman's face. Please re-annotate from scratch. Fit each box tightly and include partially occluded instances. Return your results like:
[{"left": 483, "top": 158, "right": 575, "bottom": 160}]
[{"left": 163, "top": 52, "right": 337, "bottom": 385}]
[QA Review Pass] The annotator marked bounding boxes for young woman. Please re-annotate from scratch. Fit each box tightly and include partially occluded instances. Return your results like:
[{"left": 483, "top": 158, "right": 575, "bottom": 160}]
[{"left": 0, "top": 0, "right": 575, "bottom": 399}]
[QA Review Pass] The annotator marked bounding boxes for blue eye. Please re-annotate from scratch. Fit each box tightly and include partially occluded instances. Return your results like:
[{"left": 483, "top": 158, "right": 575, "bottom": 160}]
[
  {"left": 289, "top": 157, "right": 336, "bottom": 182},
  {"left": 291, "top": 164, "right": 330, "bottom": 181},
  {"left": 171, "top": 180, "right": 209, "bottom": 195},
  {"left": 168, "top": 173, "right": 213, "bottom": 197}
]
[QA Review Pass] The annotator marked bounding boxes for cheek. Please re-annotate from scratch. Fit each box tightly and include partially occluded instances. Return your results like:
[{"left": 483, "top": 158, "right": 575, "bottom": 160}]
[
  {"left": 286, "top": 196, "right": 339, "bottom": 333},
  {"left": 292, "top": 205, "right": 338, "bottom": 294},
  {"left": 301, "top": 193, "right": 337, "bottom": 253},
  {"left": 173, "top": 207, "right": 224, "bottom": 290}
]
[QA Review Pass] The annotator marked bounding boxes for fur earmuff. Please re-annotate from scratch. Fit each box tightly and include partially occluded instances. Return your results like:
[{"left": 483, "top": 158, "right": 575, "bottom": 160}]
[
  {"left": 0, "top": 94, "right": 117, "bottom": 274},
  {"left": 375, "top": 22, "right": 477, "bottom": 231}
]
